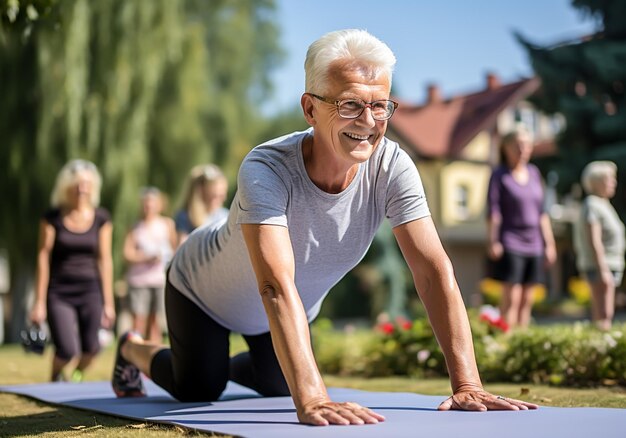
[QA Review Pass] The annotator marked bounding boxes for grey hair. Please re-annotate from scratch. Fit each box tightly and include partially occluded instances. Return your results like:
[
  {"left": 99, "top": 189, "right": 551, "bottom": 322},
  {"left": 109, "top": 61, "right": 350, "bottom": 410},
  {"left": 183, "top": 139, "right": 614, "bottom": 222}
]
[
  {"left": 50, "top": 159, "right": 102, "bottom": 208},
  {"left": 304, "top": 29, "right": 396, "bottom": 95},
  {"left": 581, "top": 161, "right": 617, "bottom": 194}
]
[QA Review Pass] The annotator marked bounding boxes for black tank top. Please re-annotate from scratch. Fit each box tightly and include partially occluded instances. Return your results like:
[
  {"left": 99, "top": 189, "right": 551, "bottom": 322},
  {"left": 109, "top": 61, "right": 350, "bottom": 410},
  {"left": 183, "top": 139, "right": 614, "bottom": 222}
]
[{"left": 44, "top": 207, "right": 111, "bottom": 293}]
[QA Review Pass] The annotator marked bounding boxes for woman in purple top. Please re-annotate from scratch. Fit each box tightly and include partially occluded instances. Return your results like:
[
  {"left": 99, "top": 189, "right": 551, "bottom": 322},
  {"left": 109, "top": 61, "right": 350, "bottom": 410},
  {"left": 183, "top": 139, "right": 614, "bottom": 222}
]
[{"left": 486, "top": 128, "right": 556, "bottom": 328}]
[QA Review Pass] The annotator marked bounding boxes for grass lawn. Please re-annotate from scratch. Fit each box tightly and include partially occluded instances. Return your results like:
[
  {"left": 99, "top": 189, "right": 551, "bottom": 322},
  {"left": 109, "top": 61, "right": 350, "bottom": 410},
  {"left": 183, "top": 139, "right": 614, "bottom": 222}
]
[{"left": 1, "top": 339, "right": 625, "bottom": 437}]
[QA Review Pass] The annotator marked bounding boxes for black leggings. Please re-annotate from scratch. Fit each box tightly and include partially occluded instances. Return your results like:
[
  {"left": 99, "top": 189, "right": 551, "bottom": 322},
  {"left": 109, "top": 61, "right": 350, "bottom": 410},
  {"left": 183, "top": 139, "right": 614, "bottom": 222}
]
[
  {"left": 150, "top": 280, "right": 289, "bottom": 402},
  {"left": 47, "top": 291, "right": 102, "bottom": 360}
]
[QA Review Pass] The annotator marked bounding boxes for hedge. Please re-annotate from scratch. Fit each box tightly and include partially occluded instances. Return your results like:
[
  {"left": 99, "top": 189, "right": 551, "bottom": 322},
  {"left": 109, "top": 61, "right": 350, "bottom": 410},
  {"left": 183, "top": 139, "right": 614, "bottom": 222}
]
[{"left": 311, "top": 316, "right": 626, "bottom": 387}]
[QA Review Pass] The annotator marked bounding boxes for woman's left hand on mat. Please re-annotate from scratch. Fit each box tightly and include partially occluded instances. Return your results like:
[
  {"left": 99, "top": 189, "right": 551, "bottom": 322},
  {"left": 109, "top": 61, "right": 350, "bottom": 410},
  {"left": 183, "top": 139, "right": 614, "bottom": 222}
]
[{"left": 438, "top": 389, "right": 539, "bottom": 411}]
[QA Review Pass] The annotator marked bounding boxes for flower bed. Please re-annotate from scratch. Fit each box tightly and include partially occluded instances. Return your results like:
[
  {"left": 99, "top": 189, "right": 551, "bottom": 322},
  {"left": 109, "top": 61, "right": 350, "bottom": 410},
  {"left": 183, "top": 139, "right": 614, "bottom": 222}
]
[{"left": 312, "top": 316, "right": 626, "bottom": 387}]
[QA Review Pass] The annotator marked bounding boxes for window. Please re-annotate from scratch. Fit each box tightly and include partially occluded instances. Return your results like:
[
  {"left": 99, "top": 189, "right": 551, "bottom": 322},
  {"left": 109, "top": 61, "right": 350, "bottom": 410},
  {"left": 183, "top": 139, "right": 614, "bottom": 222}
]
[
  {"left": 514, "top": 107, "right": 538, "bottom": 140},
  {"left": 455, "top": 184, "right": 470, "bottom": 220}
]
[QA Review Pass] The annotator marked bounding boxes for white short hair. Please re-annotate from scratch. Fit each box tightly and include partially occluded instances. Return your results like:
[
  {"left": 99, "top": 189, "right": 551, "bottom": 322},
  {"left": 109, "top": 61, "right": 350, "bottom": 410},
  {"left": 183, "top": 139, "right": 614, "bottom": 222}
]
[
  {"left": 581, "top": 161, "right": 617, "bottom": 194},
  {"left": 50, "top": 159, "right": 102, "bottom": 208},
  {"left": 304, "top": 29, "right": 396, "bottom": 95}
]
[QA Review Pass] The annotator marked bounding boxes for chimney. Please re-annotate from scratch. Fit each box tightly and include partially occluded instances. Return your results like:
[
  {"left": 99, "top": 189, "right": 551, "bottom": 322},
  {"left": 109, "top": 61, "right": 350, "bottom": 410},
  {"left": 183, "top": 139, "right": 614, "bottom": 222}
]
[
  {"left": 486, "top": 72, "right": 500, "bottom": 90},
  {"left": 426, "top": 83, "right": 442, "bottom": 104}
]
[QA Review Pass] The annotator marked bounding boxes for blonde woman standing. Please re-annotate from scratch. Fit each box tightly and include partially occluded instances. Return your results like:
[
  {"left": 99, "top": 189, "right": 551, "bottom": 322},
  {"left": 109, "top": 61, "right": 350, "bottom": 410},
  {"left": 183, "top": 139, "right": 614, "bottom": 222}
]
[
  {"left": 30, "top": 159, "right": 114, "bottom": 382},
  {"left": 174, "top": 164, "right": 229, "bottom": 246}
]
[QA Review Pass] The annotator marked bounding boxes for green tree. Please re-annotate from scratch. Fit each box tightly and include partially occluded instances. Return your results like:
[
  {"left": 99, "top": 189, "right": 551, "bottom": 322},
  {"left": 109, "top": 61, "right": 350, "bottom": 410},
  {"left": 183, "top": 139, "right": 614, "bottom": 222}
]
[
  {"left": 517, "top": 0, "right": 626, "bottom": 207},
  {"left": 0, "top": 0, "right": 283, "bottom": 341}
]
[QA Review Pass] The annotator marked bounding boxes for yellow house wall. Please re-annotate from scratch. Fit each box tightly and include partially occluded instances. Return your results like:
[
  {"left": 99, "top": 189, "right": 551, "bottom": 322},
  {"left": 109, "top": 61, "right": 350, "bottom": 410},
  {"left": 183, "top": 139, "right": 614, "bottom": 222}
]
[
  {"left": 441, "top": 161, "right": 491, "bottom": 227},
  {"left": 459, "top": 131, "right": 491, "bottom": 161},
  {"left": 414, "top": 160, "right": 443, "bottom": 225}
]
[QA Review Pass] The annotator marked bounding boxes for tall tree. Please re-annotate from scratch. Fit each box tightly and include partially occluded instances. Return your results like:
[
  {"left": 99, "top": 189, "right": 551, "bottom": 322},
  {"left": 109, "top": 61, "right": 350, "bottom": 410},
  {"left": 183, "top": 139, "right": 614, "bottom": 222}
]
[
  {"left": 517, "top": 0, "right": 626, "bottom": 207},
  {"left": 0, "top": 0, "right": 283, "bottom": 341}
]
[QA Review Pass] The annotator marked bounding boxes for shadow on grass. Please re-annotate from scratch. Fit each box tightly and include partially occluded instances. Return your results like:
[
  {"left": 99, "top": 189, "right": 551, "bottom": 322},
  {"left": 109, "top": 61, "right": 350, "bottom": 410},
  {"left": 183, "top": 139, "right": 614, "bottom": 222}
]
[
  {"left": 0, "top": 396, "right": 222, "bottom": 437},
  {"left": 3, "top": 406, "right": 137, "bottom": 436}
]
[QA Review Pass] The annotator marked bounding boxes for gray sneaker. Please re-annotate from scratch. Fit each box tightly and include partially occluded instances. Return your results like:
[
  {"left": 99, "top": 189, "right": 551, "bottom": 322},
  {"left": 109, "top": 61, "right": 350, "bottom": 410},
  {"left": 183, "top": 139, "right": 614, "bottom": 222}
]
[{"left": 111, "top": 332, "right": 146, "bottom": 397}]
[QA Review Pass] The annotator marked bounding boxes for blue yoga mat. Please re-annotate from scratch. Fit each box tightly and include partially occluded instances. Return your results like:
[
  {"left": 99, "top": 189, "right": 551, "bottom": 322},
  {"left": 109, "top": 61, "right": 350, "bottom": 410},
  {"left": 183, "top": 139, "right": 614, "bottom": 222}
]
[{"left": 2, "top": 379, "right": 625, "bottom": 437}]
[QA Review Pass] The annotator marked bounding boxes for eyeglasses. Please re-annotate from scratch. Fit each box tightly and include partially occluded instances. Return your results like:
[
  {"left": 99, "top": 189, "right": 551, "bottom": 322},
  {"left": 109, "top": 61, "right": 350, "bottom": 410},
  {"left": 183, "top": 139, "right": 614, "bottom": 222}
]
[{"left": 308, "top": 93, "right": 398, "bottom": 121}]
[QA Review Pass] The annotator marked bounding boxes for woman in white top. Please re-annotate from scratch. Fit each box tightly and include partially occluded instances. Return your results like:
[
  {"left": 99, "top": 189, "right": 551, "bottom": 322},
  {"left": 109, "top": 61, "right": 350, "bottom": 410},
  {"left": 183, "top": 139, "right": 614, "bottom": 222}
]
[
  {"left": 573, "top": 161, "right": 625, "bottom": 330},
  {"left": 123, "top": 187, "right": 176, "bottom": 342}
]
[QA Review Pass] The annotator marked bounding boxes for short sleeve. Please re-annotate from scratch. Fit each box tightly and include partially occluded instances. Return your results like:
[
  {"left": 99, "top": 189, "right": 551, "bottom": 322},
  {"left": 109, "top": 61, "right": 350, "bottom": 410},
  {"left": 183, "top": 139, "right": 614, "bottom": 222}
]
[
  {"left": 583, "top": 198, "right": 599, "bottom": 224},
  {"left": 385, "top": 149, "right": 430, "bottom": 228},
  {"left": 174, "top": 210, "right": 193, "bottom": 233},
  {"left": 236, "top": 154, "right": 289, "bottom": 227},
  {"left": 530, "top": 164, "right": 548, "bottom": 214},
  {"left": 95, "top": 208, "right": 111, "bottom": 228}
]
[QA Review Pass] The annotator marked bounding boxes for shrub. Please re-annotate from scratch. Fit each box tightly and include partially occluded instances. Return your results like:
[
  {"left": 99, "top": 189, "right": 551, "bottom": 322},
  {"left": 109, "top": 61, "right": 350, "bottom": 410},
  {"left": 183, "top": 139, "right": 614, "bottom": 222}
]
[
  {"left": 312, "top": 316, "right": 626, "bottom": 387},
  {"left": 482, "top": 323, "right": 626, "bottom": 386}
]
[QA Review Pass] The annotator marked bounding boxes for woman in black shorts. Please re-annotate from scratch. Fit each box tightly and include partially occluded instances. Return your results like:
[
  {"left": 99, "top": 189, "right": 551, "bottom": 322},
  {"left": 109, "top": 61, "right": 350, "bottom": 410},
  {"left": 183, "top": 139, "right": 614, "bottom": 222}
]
[
  {"left": 29, "top": 159, "right": 115, "bottom": 382},
  {"left": 486, "top": 128, "right": 556, "bottom": 328}
]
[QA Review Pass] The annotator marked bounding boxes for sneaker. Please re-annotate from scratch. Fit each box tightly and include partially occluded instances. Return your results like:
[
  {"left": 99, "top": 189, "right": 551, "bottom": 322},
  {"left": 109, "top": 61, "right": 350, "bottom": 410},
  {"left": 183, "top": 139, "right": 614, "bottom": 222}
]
[
  {"left": 111, "top": 331, "right": 146, "bottom": 397},
  {"left": 71, "top": 369, "right": 84, "bottom": 383},
  {"left": 52, "top": 372, "right": 67, "bottom": 382}
]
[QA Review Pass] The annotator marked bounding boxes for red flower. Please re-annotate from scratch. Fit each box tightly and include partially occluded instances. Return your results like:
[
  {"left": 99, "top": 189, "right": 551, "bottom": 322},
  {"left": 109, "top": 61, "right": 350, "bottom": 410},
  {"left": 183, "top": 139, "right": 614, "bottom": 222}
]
[
  {"left": 479, "top": 309, "right": 509, "bottom": 333},
  {"left": 395, "top": 316, "right": 413, "bottom": 331},
  {"left": 494, "top": 318, "right": 509, "bottom": 333},
  {"left": 378, "top": 322, "right": 395, "bottom": 335}
]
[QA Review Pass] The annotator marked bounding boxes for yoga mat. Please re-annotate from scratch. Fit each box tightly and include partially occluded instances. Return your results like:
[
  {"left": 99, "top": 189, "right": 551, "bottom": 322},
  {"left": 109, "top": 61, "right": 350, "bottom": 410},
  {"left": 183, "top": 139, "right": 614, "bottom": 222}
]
[{"left": 2, "top": 380, "right": 625, "bottom": 438}]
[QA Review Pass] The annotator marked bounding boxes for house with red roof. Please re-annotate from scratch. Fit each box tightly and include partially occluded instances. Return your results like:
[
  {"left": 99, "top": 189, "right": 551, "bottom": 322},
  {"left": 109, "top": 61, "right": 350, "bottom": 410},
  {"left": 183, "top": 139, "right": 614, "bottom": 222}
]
[{"left": 387, "top": 73, "right": 563, "bottom": 302}]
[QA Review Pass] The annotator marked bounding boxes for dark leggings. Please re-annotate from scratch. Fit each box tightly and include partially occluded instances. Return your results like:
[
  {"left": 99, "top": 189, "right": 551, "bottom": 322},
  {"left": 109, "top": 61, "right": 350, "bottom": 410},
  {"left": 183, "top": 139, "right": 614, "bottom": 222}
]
[
  {"left": 150, "top": 280, "right": 290, "bottom": 402},
  {"left": 47, "top": 291, "right": 103, "bottom": 360}
]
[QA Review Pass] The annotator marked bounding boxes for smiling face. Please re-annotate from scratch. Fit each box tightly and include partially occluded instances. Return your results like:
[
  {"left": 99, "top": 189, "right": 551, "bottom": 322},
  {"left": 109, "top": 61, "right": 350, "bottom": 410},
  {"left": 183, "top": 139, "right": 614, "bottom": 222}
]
[{"left": 305, "top": 61, "right": 391, "bottom": 166}]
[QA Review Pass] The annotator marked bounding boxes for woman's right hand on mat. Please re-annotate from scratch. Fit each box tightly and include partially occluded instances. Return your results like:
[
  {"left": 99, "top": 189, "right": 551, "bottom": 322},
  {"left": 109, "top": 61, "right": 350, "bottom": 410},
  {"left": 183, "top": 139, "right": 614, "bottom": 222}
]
[{"left": 298, "top": 399, "right": 386, "bottom": 426}]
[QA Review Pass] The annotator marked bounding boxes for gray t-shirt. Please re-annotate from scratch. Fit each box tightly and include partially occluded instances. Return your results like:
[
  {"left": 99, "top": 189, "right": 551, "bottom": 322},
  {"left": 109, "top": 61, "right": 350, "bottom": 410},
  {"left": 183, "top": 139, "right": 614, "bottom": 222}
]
[
  {"left": 168, "top": 129, "right": 430, "bottom": 334},
  {"left": 573, "top": 195, "right": 625, "bottom": 272}
]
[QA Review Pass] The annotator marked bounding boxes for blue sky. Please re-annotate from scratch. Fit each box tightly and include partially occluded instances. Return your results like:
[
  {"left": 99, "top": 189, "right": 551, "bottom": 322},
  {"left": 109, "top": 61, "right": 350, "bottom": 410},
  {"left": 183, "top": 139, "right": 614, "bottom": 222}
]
[{"left": 266, "top": 0, "right": 597, "bottom": 111}]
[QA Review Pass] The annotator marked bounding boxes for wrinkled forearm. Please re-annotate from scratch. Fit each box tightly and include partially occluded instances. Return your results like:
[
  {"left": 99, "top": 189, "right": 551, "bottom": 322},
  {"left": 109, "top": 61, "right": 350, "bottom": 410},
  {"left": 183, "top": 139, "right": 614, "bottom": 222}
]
[
  {"left": 261, "top": 283, "right": 328, "bottom": 411},
  {"left": 414, "top": 261, "right": 482, "bottom": 393}
]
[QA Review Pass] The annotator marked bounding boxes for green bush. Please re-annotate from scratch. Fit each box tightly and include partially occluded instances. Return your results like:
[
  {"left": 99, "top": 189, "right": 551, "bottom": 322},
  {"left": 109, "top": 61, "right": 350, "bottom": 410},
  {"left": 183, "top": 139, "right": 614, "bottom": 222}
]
[
  {"left": 481, "top": 323, "right": 626, "bottom": 386},
  {"left": 312, "top": 316, "right": 626, "bottom": 387}
]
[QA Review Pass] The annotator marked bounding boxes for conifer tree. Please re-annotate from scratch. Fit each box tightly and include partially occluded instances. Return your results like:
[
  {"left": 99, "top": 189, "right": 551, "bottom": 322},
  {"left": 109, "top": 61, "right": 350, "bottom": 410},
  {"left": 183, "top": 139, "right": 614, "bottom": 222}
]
[{"left": 517, "top": 0, "right": 626, "bottom": 205}]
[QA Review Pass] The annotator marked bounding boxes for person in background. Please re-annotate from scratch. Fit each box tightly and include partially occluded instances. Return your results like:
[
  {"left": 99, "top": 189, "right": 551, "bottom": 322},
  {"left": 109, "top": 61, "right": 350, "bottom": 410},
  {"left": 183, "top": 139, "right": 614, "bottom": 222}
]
[
  {"left": 174, "top": 164, "right": 229, "bottom": 245},
  {"left": 30, "top": 159, "right": 115, "bottom": 382},
  {"left": 573, "top": 161, "right": 625, "bottom": 330},
  {"left": 123, "top": 187, "right": 176, "bottom": 342},
  {"left": 112, "top": 29, "right": 537, "bottom": 424},
  {"left": 486, "top": 127, "right": 556, "bottom": 329}
]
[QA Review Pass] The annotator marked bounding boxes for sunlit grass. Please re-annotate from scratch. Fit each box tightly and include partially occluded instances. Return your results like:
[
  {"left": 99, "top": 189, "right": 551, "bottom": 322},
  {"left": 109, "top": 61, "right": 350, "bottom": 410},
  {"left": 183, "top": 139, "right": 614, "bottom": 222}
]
[{"left": 1, "top": 335, "right": 625, "bottom": 437}]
